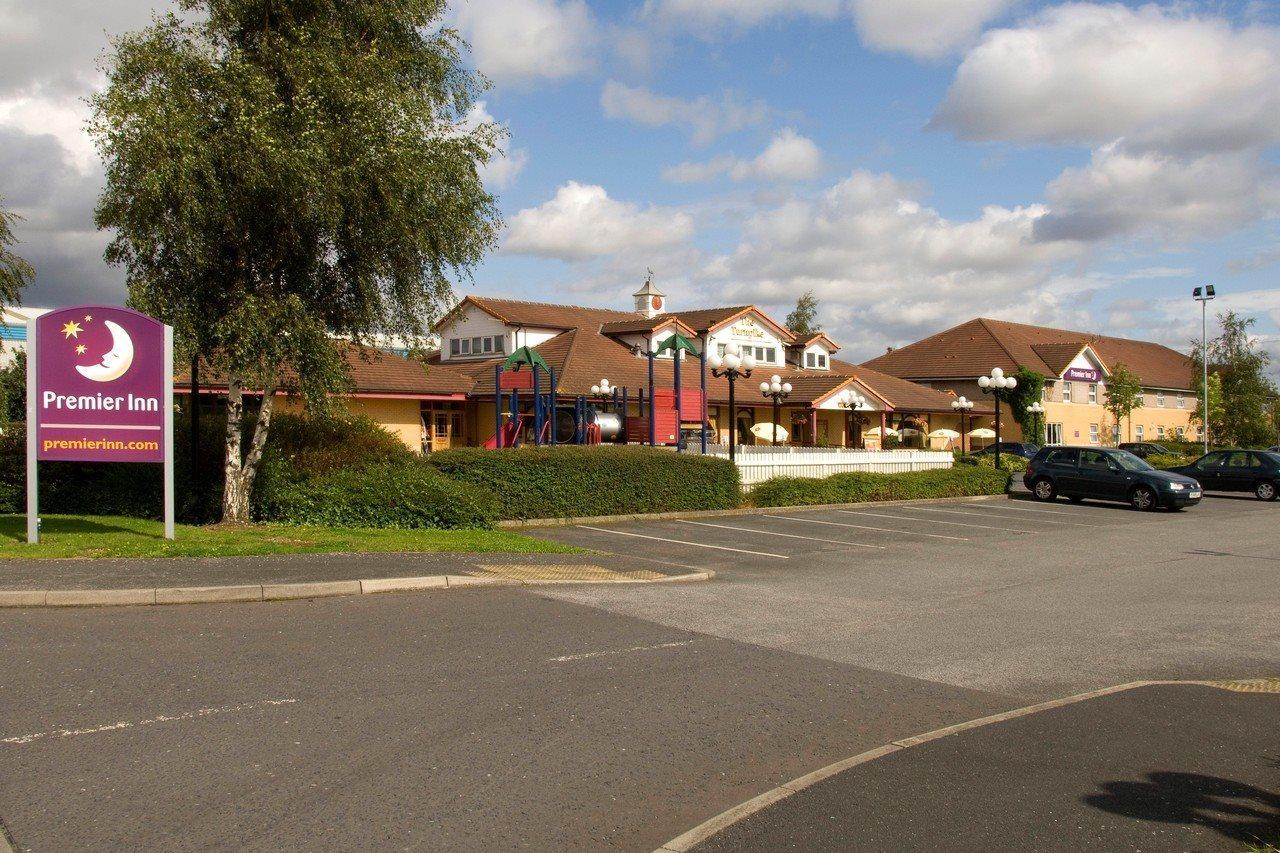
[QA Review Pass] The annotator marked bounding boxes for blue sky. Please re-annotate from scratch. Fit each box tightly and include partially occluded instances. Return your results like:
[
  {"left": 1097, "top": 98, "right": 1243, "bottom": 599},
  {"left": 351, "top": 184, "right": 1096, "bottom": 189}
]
[{"left": 3, "top": 0, "right": 1279, "bottom": 364}]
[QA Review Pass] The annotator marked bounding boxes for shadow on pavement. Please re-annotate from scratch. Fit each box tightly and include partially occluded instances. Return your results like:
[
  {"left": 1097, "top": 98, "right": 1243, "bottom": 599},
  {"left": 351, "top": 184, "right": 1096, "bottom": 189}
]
[{"left": 1083, "top": 770, "right": 1280, "bottom": 846}]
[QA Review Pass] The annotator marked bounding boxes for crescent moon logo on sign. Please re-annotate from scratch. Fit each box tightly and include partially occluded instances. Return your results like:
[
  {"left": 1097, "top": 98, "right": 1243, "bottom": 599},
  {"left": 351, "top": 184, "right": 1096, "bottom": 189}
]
[{"left": 76, "top": 320, "right": 136, "bottom": 383}]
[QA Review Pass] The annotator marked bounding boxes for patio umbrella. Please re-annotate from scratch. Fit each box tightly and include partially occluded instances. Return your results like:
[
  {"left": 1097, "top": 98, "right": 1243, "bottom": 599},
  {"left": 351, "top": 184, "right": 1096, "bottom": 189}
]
[
  {"left": 750, "top": 422, "right": 788, "bottom": 442},
  {"left": 968, "top": 427, "right": 996, "bottom": 438},
  {"left": 928, "top": 428, "right": 961, "bottom": 439},
  {"left": 868, "top": 426, "right": 899, "bottom": 436}
]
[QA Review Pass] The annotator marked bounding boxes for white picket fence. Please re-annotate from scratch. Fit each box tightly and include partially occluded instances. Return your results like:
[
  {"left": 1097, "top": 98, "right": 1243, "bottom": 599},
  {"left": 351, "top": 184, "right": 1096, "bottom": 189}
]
[{"left": 699, "top": 446, "right": 954, "bottom": 490}]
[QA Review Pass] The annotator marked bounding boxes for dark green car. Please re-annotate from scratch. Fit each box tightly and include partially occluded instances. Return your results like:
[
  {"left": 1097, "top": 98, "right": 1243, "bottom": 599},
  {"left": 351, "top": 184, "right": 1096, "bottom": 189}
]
[
  {"left": 1023, "top": 446, "right": 1202, "bottom": 511},
  {"left": 1166, "top": 450, "right": 1280, "bottom": 501}
]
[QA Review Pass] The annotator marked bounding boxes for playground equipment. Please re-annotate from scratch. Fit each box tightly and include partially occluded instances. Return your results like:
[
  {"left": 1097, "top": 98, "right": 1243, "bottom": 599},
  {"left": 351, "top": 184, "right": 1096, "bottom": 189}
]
[
  {"left": 624, "top": 332, "right": 708, "bottom": 451},
  {"left": 485, "top": 347, "right": 615, "bottom": 448}
]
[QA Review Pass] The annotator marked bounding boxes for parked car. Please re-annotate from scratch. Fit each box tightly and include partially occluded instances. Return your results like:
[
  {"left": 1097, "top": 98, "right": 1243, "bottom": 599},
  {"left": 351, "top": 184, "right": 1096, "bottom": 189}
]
[
  {"left": 1268, "top": 446, "right": 1280, "bottom": 454},
  {"left": 1165, "top": 450, "right": 1280, "bottom": 501},
  {"left": 1117, "top": 442, "right": 1171, "bottom": 459},
  {"left": 971, "top": 442, "right": 1040, "bottom": 460},
  {"left": 1023, "top": 446, "right": 1202, "bottom": 510}
]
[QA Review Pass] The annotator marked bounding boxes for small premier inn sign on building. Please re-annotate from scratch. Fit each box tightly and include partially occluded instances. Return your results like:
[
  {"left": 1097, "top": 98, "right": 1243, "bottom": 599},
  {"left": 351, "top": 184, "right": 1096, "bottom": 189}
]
[
  {"left": 26, "top": 306, "right": 174, "bottom": 542},
  {"left": 1064, "top": 367, "right": 1102, "bottom": 383}
]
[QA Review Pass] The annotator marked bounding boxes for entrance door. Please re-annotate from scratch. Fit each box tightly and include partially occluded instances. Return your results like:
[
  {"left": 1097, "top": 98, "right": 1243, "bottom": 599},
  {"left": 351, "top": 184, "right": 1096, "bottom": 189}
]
[{"left": 428, "top": 408, "right": 464, "bottom": 451}]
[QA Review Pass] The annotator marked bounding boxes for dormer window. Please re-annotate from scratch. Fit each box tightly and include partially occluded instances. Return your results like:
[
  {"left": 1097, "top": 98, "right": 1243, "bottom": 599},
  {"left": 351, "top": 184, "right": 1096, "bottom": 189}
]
[{"left": 805, "top": 351, "right": 828, "bottom": 369}]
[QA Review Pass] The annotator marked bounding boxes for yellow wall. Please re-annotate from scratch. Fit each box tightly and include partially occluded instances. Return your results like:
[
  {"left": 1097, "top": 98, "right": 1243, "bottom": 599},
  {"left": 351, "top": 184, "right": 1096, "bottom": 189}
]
[{"left": 345, "top": 397, "right": 425, "bottom": 452}]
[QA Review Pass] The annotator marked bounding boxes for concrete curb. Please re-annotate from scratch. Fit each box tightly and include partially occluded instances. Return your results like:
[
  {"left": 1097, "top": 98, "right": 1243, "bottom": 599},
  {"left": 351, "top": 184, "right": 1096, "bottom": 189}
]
[
  {"left": 497, "top": 494, "right": 1004, "bottom": 530},
  {"left": 0, "top": 570, "right": 714, "bottom": 610},
  {"left": 653, "top": 679, "right": 1225, "bottom": 853}
]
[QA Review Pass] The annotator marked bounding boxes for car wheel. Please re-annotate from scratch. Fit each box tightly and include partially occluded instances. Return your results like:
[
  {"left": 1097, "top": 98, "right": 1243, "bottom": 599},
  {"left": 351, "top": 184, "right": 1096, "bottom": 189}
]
[
  {"left": 1130, "top": 485, "right": 1158, "bottom": 512},
  {"left": 1256, "top": 480, "right": 1278, "bottom": 502},
  {"left": 1031, "top": 478, "right": 1056, "bottom": 502}
]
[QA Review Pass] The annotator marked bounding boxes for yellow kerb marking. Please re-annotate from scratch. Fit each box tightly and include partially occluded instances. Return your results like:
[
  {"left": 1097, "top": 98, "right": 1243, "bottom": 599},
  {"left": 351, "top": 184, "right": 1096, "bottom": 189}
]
[
  {"left": 472, "top": 564, "right": 665, "bottom": 582},
  {"left": 1211, "top": 677, "right": 1280, "bottom": 693}
]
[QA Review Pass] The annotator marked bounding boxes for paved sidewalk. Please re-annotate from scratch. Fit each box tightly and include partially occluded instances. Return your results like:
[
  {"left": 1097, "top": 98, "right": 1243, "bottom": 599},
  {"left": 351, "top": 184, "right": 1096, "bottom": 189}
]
[
  {"left": 0, "top": 550, "right": 688, "bottom": 592},
  {"left": 693, "top": 683, "right": 1280, "bottom": 852}
]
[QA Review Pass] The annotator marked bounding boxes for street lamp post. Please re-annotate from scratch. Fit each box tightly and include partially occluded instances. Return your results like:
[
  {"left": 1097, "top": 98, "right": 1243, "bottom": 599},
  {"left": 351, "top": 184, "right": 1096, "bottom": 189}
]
[
  {"left": 708, "top": 343, "right": 756, "bottom": 462},
  {"left": 978, "top": 368, "right": 1017, "bottom": 468},
  {"left": 590, "top": 378, "right": 614, "bottom": 407},
  {"left": 759, "top": 375, "right": 793, "bottom": 446},
  {"left": 1193, "top": 285, "right": 1216, "bottom": 455},
  {"left": 1026, "top": 401, "right": 1045, "bottom": 445},
  {"left": 836, "top": 388, "right": 867, "bottom": 448},
  {"left": 951, "top": 396, "right": 974, "bottom": 453}
]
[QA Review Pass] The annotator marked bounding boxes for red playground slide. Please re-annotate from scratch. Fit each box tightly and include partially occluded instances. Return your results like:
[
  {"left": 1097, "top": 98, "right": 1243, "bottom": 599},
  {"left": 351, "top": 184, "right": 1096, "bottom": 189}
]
[{"left": 483, "top": 417, "right": 522, "bottom": 449}]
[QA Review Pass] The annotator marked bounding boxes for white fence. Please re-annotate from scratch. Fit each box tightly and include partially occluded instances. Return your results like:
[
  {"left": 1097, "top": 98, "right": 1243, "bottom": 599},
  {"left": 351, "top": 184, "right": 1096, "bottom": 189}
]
[{"left": 699, "top": 446, "right": 954, "bottom": 489}]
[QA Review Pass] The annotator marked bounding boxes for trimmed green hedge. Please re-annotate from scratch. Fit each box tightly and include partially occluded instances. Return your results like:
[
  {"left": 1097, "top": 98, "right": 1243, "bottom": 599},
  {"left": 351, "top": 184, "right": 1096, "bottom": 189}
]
[
  {"left": 956, "top": 453, "right": 1029, "bottom": 472},
  {"left": 750, "top": 466, "right": 1012, "bottom": 508},
  {"left": 1146, "top": 453, "right": 1196, "bottom": 469},
  {"left": 426, "top": 446, "right": 741, "bottom": 519},
  {"left": 255, "top": 461, "right": 497, "bottom": 529}
]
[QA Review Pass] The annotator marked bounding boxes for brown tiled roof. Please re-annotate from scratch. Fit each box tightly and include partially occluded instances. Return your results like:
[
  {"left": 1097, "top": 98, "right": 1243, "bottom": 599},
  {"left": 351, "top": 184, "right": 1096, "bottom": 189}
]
[
  {"left": 862, "top": 317, "right": 1194, "bottom": 390},
  {"left": 446, "top": 296, "right": 635, "bottom": 331},
  {"left": 598, "top": 316, "right": 697, "bottom": 336},
  {"left": 176, "top": 341, "right": 475, "bottom": 397},
  {"left": 831, "top": 359, "right": 993, "bottom": 413},
  {"left": 666, "top": 306, "right": 797, "bottom": 342},
  {"left": 798, "top": 332, "right": 841, "bottom": 351}
]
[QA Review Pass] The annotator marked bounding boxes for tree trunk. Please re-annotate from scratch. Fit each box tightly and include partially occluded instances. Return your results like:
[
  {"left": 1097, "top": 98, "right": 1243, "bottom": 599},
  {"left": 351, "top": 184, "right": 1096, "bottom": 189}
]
[{"left": 221, "top": 373, "right": 279, "bottom": 523}]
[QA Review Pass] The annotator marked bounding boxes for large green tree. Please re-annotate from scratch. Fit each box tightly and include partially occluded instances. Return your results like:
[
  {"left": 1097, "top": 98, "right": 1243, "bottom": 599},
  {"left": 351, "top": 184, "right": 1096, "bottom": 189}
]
[
  {"left": 1101, "top": 363, "right": 1142, "bottom": 444},
  {"left": 785, "top": 290, "right": 819, "bottom": 337},
  {"left": 1190, "top": 311, "right": 1277, "bottom": 447},
  {"left": 0, "top": 197, "right": 34, "bottom": 309},
  {"left": 91, "top": 0, "right": 502, "bottom": 521}
]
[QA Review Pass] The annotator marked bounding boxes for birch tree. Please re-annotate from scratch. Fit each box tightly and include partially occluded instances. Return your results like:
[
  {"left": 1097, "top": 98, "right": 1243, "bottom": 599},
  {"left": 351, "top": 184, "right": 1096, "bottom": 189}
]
[{"left": 91, "top": 0, "right": 502, "bottom": 521}]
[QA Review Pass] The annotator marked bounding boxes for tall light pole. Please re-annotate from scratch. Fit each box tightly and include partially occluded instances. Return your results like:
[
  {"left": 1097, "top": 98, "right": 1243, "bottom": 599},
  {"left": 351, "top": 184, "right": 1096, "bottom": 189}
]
[
  {"left": 951, "top": 396, "right": 974, "bottom": 453},
  {"left": 837, "top": 388, "right": 868, "bottom": 448},
  {"left": 1026, "top": 401, "right": 1045, "bottom": 445},
  {"left": 1193, "top": 285, "right": 1216, "bottom": 455},
  {"left": 590, "top": 378, "right": 614, "bottom": 406},
  {"left": 708, "top": 343, "right": 756, "bottom": 462},
  {"left": 759, "top": 375, "right": 792, "bottom": 446},
  {"left": 978, "top": 368, "right": 1017, "bottom": 468}
]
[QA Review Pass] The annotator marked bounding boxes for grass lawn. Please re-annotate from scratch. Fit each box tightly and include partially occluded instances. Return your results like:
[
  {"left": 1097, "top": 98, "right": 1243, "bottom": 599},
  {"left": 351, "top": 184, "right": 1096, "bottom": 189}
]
[{"left": 0, "top": 514, "right": 584, "bottom": 559}]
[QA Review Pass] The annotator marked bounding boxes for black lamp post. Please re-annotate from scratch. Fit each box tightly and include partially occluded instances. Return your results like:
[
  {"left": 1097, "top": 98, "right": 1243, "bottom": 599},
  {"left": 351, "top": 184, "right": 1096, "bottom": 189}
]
[
  {"left": 951, "top": 395, "right": 973, "bottom": 454},
  {"left": 978, "top": 368, "right": 1017, "bottom": 467},
  {"left": 758, "top": 375, "right": 792, "bottom": 447},
  {"left": 836, "top": 388, "right": 868, "bottom": 448},
  {"left": 708, "top": 343, "right": 756, "bottom": 462},
  {"left": 1025, "top": 401, "right": 1045, "bottom": 445},
  {"left": 590, "top": 378, "right": 614, "bottom": 408}
]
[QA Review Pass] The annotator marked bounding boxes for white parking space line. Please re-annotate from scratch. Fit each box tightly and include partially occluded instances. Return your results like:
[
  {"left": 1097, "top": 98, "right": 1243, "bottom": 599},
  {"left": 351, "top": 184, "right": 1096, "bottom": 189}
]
[
  {"left": 549, "top": 640, "right": 694, "bottom": 662},
  {"left": 764, "top": 514, "right": 970, "bottom": 541},
  {"left": 902, "top": 506, "right": 1088, "bottom": 526},
  {"left": 576, "top": 526, "right": 790, "bottom": 559},
  {"left": 680, "top": 520, "right": 886, "bottom": 550},
  {"left": 836, "top": 510, "right": 1029, "bottom": 534},
  {"left": 2, "top": 698, "right": 297, "bottom": 745},
  {"left": 975, "top": 501, "right": 1079, "bottom": 516}
]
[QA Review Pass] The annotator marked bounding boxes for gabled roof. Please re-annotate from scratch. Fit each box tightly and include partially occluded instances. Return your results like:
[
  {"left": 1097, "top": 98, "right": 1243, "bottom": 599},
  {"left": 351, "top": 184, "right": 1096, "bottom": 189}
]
[
  {"left": 599, "top": 316, "right": 697, "bottom": 337},
  {"left": 665, "top": 306, "right": 797, "bottom": 342},
  {"left": 797, "top": 332, "right": 841, "bottom": 351},
  {"left": 863, "top": 317, "right": 1194, "bottom": 390},
  {"left": 433, "top": 295, "right": 636, "bottom": 333}
]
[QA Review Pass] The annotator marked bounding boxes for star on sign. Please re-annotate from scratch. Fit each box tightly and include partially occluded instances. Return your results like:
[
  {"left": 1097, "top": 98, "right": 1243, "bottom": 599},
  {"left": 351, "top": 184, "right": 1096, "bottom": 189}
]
[
  {"left": 83, "top": 314, "right": 93, "bottom": 322},
  {"left": 75, "top": 344, "right": 87, "bottom": 355},
  {"left": 61, "top": 321, "right": 83, "bottom": 339}
]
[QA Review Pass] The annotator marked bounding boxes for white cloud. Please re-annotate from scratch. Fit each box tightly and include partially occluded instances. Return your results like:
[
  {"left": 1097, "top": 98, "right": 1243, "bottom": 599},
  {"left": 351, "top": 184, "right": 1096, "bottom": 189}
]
[
  {"left": 698, "top": 169, "right": 1091, "bottom": 358},
  {"left": 461, "top": 101, "right": 529, "bottom": 190},
  {"left": 663, "top": 129, "right": 823, "bottom": 183},
  {"left": 1036, "top": 144, "right": 1280, "bottom": 243},
  {"left": 934, "top": 4, "right": 1280, "bottom": 153},
  {"left": 504, "top": 182, "right": 694, "bottom": 261},
  {"left": 452, "top": 0, "right": 597, "bottom": 85},
  {"left": 849, "top": 0, "right": 1015, "bottom": 59},
  {"left": 601, "top": 81, "right": 769, "bottom": 145},
  {"left": 642, "top": 0, "right": 840, "bottom": 31}
]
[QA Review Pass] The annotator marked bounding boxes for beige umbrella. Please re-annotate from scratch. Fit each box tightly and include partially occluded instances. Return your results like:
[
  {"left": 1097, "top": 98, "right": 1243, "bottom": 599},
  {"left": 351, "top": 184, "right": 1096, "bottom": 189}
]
[
  {"left": 928, "top": 428, "right": 961, "bottom": 439},
  {"left": 868, "top": 426, "right": 899, "bottom": 436},
  {"left": 968, "top": 427, "right": 996, "bottom": 438},
  {"left": 750, "top": 422, "right": 788, "bottom": 443}
]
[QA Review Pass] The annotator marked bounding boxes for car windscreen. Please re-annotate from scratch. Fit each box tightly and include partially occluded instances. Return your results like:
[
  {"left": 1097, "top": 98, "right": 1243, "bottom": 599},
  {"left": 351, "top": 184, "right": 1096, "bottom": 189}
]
[
  {"left": 1112, "top": 451, "right": 1154, "bottom": 472},
  {"left": 1263, "top": 451, "right": 1280, "bottom": 466}
]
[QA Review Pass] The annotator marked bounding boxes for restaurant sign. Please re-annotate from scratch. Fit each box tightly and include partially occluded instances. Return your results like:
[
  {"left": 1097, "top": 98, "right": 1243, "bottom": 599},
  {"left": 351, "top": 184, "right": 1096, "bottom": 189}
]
[
  {"left": 1064, "top": 367, "right": 1102, "bottom": 382},
  {"left": 26, "top": 306, "right": 174, "bottom": 542}
]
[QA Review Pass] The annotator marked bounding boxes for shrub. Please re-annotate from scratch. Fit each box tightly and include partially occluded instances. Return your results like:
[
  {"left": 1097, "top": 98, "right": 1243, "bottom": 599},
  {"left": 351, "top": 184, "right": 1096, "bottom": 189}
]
[
  {"left": 426, "top": 446, "right": 740, "bottom": 519},
  {"left": 1146, "top": 453, "right": 1196, "bottom": 469},
  {"left": 256, "top": 461, "right": 497, "bottom": 529},
  {"left": 751, "top": 465, "right": 1011, "bottom": 508},
  {"left": 260, "top": 412, "right": 413, "bottom": 476},
  {"left": 956, "top": 453, "right": 1028, "bottom": 472}
]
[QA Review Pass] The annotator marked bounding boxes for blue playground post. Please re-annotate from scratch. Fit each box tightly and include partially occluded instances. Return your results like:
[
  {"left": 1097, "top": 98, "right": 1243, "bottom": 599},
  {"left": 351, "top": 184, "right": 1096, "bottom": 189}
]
[
  {"left": 549, "top": 367, "right": 557, "bottom": 446},
  {"left": 673, "top": 345, "right": 683, "bottom": 453},
  {"left": 699, "top": 341, "right": 708, "bottom": 454},
  {"left": 647, "top": 349, "right": 656, "bottom": 446},
  {"left": 494, "top": 364, "right": 503, "bottom": 448}
]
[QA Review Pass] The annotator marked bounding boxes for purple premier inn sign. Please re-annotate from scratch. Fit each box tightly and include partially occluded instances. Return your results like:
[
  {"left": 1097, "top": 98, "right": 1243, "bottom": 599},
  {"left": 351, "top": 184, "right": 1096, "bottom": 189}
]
[
  {"left": 1064, "top": 367, "right": 1102, "bottom": 382},
  {"left": 26, "top": 306, "right": 174, "bottom": 542}
]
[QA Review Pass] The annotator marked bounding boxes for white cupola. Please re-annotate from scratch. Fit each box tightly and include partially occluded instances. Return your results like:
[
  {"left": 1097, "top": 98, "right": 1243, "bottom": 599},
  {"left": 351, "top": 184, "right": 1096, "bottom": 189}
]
[{"left": 633, "top": 273, "right": 666, "bottom": 319}]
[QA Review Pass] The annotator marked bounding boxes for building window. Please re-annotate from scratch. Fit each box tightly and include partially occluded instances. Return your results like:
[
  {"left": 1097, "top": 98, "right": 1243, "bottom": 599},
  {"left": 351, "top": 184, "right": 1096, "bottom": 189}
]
[
  {"left": 1041, "top": 387, "right": 1047, "bottom": 402},
  {"left": 804, "top": 351, "right": 828, "bottom": 369},
  {"left": 1156, "top": 391, "right": 1165, "bottom": 407},
  {"left": 450, "top": 339, "right": 461, "bottom": 356},
  {"left": 1177, "top": 426, "right": 1185, "bottom": 439},
  {"left": 1136, "top": 424, "right": 1144, "bottom": 440},
  {"left": 1046, "top": 423, "right": 1063, "bottom": 445},
  {"left": 1111, "top": 423, "right": 1120, "bottom": 444},
  {"left": 1062, "top": 382, "right": 1072, "bottom": 403},
  {"left": 1176, "top": 393, "right": 1184, "bottom": 409},
  {"left": 450, "top": 335, "right": 505, "bottom": 357},
  {"left": 493, "top": 335, "right": 505, "bottom": 353},
  {"left": 482, "top": 336, "right": 493, "bottom": 353},
  {"left": 1157, "top": 425, "right": 1165, "bottom": 439},
  {"left": 1089, "top": 423, "right": 1099, "bottom": 445},
  {"left": 1088, "top": 383, "right": 1097, "bottom": 404}
]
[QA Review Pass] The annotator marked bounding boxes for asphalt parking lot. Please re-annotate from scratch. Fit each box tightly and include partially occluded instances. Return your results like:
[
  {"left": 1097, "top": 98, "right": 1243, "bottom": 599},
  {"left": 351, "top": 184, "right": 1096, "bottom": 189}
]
[{"left": 537, "top": 492, "right": 1280, "bottom": 699}]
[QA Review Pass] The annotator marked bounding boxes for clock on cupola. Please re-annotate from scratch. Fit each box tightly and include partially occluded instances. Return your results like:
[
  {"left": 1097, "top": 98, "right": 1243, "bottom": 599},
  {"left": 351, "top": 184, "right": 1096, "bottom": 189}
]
[{"left": 633, "top": 273, "right": 666, "bottom": 319}]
